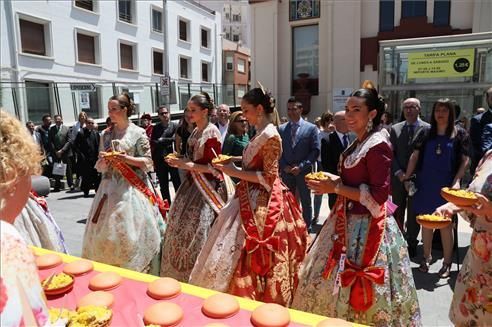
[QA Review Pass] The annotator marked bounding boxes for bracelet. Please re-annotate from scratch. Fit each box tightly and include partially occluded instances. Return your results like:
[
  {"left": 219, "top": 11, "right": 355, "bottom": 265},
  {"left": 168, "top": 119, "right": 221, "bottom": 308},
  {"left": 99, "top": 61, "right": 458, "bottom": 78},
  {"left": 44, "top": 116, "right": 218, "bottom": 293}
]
[{"left": 334, "top": 181, "right": 342, "bottom": 194}]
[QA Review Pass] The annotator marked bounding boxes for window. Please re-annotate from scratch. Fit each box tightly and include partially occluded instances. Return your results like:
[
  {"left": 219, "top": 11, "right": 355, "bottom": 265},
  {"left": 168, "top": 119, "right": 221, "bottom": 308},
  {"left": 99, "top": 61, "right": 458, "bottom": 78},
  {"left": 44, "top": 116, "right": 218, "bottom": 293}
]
[
  {"left": 233, "top": 34, "right": 240, "bottom": 42},
  {"left": 226, "top": 55, "right": 233, "bottom": 71},
  {"left": 19, "top": 19, "right": 47, "bottom": 56},
  {"left": 225, "top": 12, "right": 230, "bottom": 20},
  {"left": 118, "top": 0, "right": 134, "bottom": 24},
  {"left": 119, "top": 42, "right": 135, "bottom": 70},
  {"left": 289, "top": 0, "right": 320, "bottom": 21},
  {"left": 433, "top": 0, "right": 450, "bottom": 26},
  {"left": 201, "top": 28, "right": 209, "bottom": 48},
  {"left": 76, "top": 32, "right": 97, "bottom": 64},
  {"left": 401, "top": 0, "right": 426, "bottom": 18},
  {"left": 179, "top": 57, "right": 190, "bottom": 79},
  {"left": 226, "top": 32, "right": 231, "bottom": 40},
  {"left": 75, "top": 0, "right": 94, "bottom": 11},
  {"left": 152, "top": 9, "right": 162, "bottom": 33},
  {"left": 379, "top": 0, "right": 395, "bottom": 32},
  {"left": 153, "top": 50, "right": 163, "bottom": 75},
  {"left": 232, "top": 14, "right": 241, "bottom": 22},
  {"left": 179, "top": 19, "right": 189, "bottom": 42},
  {"left": 201, "top": 62, "right": 210, "bottom": 82},
  {"left": 25, "top": 81, "right": 52, "bottom": 123},
  {"left": 237, "top": 58, "right": 245, "bottom": 73},
  {"left": 292, "top": 24, "right": 319, "bottom": 95}
]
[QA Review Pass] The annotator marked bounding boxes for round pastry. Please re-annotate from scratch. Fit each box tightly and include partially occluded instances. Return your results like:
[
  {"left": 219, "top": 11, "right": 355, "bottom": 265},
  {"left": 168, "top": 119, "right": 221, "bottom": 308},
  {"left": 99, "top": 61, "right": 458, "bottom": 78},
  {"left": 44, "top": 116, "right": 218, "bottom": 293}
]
[
  {"left": 416, "top": 214, "right": 452, "bottom": 230},
  {"left": 441, "top": 187, "right": 478, "bottom": 207},
  {"left": 316, "top": 318, "right": 352, "bottom": 326},
  {"left": 147, "top": 277, "right": 181, "bottom": 299},
  {"left": 63, "top": 260, "right": 94, "bottom": 276},
  {"left": 143, "top": 302, "right": 184, "bottom": 327},
  {"left": 77, "top": 291, "right": 115, "bottom": 309},
  {"left": 89, "top": 272, "right": 122, "bottom": 291},
  {"left": 203, "top": 324, "right": 229, "bottom": 327},
  {"left": 36, "top": 253, "right": 62, "bottom": 270},
  {"left": 202, "top": 293, "right": 240, "bottom": 319},
  {"left": 305, "top": 172, "right": 328, "bottom": 181},
  {"left": 251, "top": 303, "right": 290, "bottom": 327}
]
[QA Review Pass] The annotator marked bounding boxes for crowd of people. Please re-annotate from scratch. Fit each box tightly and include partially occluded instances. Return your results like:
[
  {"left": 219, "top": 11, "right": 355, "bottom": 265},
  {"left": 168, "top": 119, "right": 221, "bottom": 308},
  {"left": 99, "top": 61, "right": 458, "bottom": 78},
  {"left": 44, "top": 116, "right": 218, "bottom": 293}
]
[{"left": 1, "top": 84, "right": 491, "bottom": 326}]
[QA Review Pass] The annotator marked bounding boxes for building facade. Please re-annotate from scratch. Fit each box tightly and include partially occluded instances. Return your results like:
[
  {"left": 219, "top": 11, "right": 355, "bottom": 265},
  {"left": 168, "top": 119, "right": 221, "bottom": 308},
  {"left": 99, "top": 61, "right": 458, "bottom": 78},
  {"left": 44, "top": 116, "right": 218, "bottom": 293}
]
[
  {"left": 197, "top": 0, "right": 251, "bottom": 48},
  {"left": 222, "top": 38, "right": 251, "bottom": 107},
  {"left": 0, "top": 0, "right": 222, "bottom": 124},
  {"left": 249, "top": 0, "right": 492, "bottom": 120}
]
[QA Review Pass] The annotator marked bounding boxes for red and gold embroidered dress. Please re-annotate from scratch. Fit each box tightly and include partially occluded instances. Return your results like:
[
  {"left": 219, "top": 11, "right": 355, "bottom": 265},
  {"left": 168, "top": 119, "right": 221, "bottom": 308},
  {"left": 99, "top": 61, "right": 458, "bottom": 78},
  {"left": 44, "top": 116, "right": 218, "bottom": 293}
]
[{"left": 190, "top": 124, "right": 308, "bottom": 306}]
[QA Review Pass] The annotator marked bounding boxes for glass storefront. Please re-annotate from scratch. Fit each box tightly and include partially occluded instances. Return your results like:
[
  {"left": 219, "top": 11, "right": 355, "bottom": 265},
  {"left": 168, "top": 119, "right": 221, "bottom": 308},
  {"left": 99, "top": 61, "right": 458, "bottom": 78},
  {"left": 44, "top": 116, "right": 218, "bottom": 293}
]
[{"left": 379, "top": 33, "right": 492, "bottom": 122}]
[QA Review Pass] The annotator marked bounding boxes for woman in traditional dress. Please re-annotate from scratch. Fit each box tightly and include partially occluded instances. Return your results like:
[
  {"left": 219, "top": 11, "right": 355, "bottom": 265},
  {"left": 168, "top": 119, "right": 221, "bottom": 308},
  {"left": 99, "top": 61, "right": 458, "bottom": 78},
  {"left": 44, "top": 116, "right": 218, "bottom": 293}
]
[
  {"left": 435, "top": 150, "right": 492, "bottom": 326},
  {"left": 0, "top": 110, "right": 50, "bottom": 326},
  {"left": 292, "top": 87, "right": 421, "bottom": 325},
  {"left": 189, "top": 88, "right": 308, "bottom": 306},
  {"left": 161, "top": 92, "right": 234, "bottom": 282},
  {"left": 82, "top": 93, "right": 166, "bottom": 274},
  {"left": 14, "top": 191, "right": 68, "bottom": 253}
]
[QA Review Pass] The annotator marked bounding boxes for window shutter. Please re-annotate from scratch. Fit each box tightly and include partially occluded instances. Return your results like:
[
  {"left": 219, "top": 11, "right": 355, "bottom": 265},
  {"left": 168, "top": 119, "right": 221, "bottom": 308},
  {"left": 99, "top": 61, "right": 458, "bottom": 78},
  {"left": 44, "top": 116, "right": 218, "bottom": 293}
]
[
  {"left": 20, "top": 19, "right": 46, "bottom": 56},
  {"left": 77, "top": 34, "right": 95, "bottom": 64},
  {"left": 120, "top": 43, "right": 133, "bottom": 70}
]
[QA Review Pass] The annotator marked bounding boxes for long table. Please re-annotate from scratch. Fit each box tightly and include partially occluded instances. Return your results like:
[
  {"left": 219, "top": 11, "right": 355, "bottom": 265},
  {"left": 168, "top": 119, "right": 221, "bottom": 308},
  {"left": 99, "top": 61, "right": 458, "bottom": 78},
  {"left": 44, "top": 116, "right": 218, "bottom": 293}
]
[{"left": 33, "top": 247, "right": 361, "bottom": 326}]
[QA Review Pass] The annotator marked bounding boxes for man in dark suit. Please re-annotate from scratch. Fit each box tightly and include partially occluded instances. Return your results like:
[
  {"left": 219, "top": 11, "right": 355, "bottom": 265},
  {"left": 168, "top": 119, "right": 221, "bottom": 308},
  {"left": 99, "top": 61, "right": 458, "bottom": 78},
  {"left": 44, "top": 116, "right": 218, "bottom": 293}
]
[
  {"left": 470, "top": 87, "right": 492, "bottom": 174},
  {"left": 74, "top": 117, "right": 100, "bottom": 197},
  {"left": 390, "top": 98, "right": 430, "bottom": 257},
  {"left": 279, "top": 99, "right": 320, "bottom": 230},
  {"left": 49, "top": 114, "right": 74, "bottom": 192},
  {"left": 151, "top": 105, "right": 181, "bottom": 204},
  {"left": 320, "top": 111, "right": 353, "bottom": 209}
]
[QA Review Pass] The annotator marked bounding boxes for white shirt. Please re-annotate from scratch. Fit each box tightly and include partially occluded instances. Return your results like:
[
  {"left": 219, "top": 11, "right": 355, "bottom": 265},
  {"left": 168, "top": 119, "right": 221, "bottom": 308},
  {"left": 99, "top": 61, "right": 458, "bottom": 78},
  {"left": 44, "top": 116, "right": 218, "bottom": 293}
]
[
  {"left": 218, "top": 122, "right": 228, "bottom": 143},
  {"left": 71, "top": 121, "right": 84, "bottom": 140}
]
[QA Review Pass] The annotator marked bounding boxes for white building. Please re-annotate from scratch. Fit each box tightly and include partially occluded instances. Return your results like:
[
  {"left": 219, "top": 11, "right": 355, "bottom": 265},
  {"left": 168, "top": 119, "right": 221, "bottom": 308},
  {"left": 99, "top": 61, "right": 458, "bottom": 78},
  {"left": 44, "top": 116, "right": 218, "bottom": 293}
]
[
  {"left": 250, "top": 0, "right": 492, "bottom": 120},
  {"left": 0, "top": 0, "right": 222, "bottom": 124},
  {"left": 197, "top": 0, "right": 251, "bottom": 48}
]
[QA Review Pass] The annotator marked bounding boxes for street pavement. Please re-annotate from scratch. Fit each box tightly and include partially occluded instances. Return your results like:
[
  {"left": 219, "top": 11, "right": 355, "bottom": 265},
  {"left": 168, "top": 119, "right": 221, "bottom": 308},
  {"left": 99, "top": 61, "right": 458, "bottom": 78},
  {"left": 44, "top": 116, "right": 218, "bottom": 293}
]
[{"left": 46, "top": 187, "right": 472, "bottom": 326}]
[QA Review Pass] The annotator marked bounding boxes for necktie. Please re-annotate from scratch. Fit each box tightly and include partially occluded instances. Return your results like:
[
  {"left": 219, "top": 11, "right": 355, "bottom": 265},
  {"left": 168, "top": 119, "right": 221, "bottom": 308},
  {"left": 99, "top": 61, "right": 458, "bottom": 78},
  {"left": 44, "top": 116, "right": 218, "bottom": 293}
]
[
  {"left": 407, "top": 124, "right": 415, "bottom": 145},
  {"left": 342, "top": 134, "right": 349, "bottom": 149},
  {"left": 291, "top": 123, "right": 299, "bottom": 146}
]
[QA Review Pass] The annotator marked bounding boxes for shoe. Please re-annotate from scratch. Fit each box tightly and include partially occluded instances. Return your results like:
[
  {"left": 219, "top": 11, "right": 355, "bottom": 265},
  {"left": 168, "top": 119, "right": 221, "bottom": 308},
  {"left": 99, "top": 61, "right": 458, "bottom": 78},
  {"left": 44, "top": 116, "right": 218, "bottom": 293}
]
[
  {"left": 419, "top": 257, "right": 431, "bottom": 273},
  {"left": 438, "top": 262, "right": 452, "bottom": 278},
  {"left": 83, "top": 193, "right": 89, "bottom": 198}
]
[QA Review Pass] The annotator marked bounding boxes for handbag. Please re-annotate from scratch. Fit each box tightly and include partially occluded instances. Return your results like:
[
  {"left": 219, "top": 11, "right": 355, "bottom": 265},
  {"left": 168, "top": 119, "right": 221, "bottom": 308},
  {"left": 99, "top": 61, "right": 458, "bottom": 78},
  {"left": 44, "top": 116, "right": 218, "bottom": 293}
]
[{"left": 52, "top": 162, "right": 67, "bottom": 176}]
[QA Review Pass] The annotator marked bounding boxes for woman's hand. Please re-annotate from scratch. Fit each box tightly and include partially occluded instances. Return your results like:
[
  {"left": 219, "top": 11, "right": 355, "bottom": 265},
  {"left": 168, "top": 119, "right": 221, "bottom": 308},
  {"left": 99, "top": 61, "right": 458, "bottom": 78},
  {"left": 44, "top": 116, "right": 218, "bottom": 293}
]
[
  {"left": 306, "top": 173, "right": 341, "bottom": 195},
  {"left": 212, "top": 161, "right": 238, "bottom": 177},
  {"left": 165, "top": 157, "right": 190, "bottom": 169},
  {"left": 434, "top": 202, "right": 459, "bottom": 218},
  {"left": 458, "top": 193, "right": 492, "bottom": 218}
]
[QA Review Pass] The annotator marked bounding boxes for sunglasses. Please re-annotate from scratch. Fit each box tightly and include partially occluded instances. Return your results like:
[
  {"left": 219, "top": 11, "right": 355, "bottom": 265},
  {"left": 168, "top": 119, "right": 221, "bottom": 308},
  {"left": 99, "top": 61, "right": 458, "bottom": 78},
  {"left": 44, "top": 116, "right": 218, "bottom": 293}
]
[{"left": 159, "top": 112, "right": 169, "bottom": 116}]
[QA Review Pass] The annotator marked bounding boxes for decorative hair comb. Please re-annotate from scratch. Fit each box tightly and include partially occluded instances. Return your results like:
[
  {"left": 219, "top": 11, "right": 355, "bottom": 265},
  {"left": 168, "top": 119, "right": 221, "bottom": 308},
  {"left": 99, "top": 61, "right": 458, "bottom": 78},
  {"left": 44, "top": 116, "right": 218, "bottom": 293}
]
[{"left": 257, "top": 81, "right": 266, "bottom": 95}]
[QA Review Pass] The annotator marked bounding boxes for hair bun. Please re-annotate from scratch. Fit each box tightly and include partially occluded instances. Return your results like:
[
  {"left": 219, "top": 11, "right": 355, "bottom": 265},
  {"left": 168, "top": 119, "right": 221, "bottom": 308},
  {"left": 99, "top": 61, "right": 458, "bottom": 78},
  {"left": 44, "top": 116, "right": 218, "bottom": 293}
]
[
  {"left": 264, "top": 91, "right": 275, "bottom": 114},
  {"left": 200, "top": 92, "right": 213, "bottom": 110}
]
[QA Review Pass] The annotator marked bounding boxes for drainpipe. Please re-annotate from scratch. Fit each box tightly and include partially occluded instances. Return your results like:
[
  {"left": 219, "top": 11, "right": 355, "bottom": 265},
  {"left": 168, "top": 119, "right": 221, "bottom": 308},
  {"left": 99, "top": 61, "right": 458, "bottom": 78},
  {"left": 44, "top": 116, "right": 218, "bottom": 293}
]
[{"left": 4, "top": 0, "right": 22, "bottom": 120}]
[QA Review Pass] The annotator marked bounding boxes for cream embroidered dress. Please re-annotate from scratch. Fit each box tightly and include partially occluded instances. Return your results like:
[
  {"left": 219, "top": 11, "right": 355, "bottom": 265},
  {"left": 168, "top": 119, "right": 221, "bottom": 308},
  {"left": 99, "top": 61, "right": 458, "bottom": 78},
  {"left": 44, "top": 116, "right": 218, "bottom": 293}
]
[
  {"left": 160, "top": 123, "right": 229, "bottom": 282},
  {"left": 292, "top": 131, "right": 421, "bottom": 326},
  {"left": 14, "top": 193, "right": 68, "bottom": 253},
  {"left": 189, "top": 124, "right": 308, "bottom": 306},
  {"left": 82, "top": 123, "right": 165, "bottom": 273},
  {"left": 449, "top": 151, "right": 492, "bottom": 326}
]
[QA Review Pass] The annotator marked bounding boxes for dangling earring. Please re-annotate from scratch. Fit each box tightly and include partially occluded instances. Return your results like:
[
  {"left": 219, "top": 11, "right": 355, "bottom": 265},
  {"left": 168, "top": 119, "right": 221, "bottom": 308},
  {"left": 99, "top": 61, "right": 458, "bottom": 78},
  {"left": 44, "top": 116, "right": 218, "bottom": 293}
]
[{"left": 366, "top": 119, "right": 373, "bottom": 132}]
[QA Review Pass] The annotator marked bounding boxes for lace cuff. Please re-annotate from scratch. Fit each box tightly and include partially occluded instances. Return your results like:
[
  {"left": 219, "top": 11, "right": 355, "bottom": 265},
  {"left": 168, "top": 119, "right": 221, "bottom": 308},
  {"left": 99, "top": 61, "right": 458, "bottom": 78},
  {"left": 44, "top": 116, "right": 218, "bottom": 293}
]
[
  {"left": 95, "top": 158, "right": 108, "bottom": 173},
  {"left": 141, "top": 157, "right": 154, "bottom": 173},
  {"left": 359, "top": 184, "right": 384, "bottom": 217},
  {"left": 256, "top": 171, "right": 272, "bottom": 192}
]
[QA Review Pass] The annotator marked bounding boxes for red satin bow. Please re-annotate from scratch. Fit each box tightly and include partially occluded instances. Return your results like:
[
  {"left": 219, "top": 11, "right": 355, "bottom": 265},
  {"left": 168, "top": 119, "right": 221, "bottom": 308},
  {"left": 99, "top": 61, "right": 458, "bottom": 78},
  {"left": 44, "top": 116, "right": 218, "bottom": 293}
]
[
  {"left": 340, "top": 261, "right": 385, "bottom": 312},
  {"left": 244, "top": 234, "right": 280, "bottom": 276}
]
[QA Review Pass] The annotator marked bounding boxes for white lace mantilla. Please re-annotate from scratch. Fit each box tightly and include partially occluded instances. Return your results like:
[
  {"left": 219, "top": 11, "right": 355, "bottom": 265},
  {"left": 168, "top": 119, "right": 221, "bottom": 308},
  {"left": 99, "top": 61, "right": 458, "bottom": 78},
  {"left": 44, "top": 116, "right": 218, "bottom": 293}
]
[
  {"left": 242, "top": 123, "right": 280, "bottom": 167},
  {"left": 343, "top": 131, "right": 389, "bottom": 169}
]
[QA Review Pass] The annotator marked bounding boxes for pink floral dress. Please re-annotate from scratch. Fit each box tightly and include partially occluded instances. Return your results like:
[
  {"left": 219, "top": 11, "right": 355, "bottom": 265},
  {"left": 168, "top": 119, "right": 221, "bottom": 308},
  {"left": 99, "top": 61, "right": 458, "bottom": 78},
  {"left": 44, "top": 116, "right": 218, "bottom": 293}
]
[
  {"left": 0, "top": 221, "right": 49, "bottom": 327},
  {"left": 449, "top": 151, "right": 492, "bottom": 326}
]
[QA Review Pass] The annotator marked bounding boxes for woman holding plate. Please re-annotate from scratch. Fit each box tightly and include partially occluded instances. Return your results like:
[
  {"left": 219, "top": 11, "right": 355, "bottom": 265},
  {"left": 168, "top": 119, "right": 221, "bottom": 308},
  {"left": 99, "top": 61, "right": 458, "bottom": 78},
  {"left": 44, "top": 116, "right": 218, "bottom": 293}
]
[
  {"left": 82, "top": 93, "right": 166, "bottom": 274},
  {"left": 435, "top": 150, "right": 491, "bottom": 326},
  {"left": 292, "top": 86, "right": 421, "bottom": 326}
]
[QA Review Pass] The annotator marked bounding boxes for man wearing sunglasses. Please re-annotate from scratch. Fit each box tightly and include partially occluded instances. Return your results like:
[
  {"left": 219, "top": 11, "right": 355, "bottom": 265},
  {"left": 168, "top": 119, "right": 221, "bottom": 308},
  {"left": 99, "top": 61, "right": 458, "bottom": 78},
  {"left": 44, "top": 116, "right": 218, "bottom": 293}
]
[{"left": 150, "top": 106, "right": 181, "bottom": 204}]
